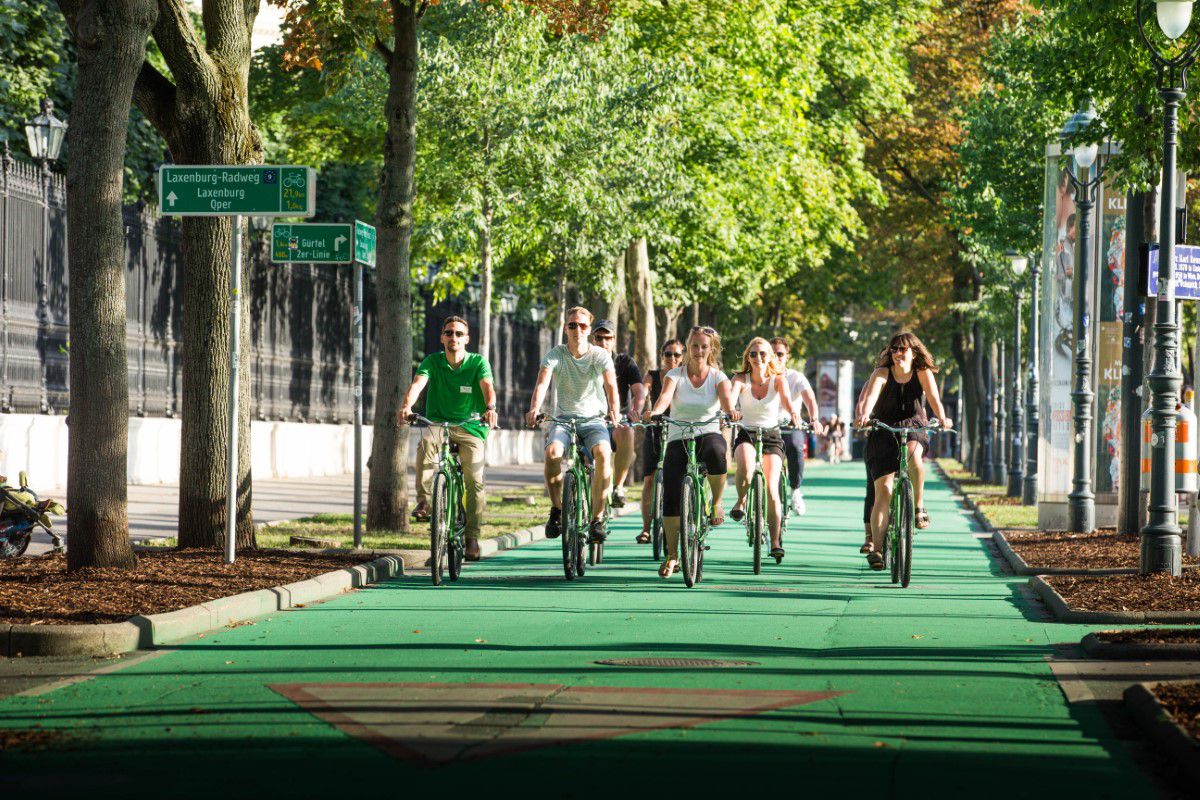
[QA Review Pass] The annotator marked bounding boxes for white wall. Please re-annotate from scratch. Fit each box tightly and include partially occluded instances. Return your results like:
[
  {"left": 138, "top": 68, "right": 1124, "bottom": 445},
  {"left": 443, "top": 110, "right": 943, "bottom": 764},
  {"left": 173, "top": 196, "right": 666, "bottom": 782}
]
[{"left": 0, "top": 414, "right": 543, "bottom": 488}]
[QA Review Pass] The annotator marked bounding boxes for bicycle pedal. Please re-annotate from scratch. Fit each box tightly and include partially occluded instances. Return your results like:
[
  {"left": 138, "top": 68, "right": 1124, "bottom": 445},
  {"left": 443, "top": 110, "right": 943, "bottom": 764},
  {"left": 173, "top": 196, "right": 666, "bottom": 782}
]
[{"left": 703, "top": 545, "right": 711, "bottom": 551}]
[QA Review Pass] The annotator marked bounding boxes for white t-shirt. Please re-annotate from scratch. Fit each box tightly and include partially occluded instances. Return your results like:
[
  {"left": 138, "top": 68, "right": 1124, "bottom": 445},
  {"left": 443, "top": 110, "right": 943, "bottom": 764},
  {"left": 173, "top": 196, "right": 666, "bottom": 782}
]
[
  {"left": 736, "top": 375, "right": 783, "bottom": 428},
  {"left": 541, "top": 344, "right": 614, "bottom": 418},
  {"left": 785, "top": 369, "right": 812, "bottom": 403},
  {"left": 666, "top": 365, "right": 728, "bottom": 442}
]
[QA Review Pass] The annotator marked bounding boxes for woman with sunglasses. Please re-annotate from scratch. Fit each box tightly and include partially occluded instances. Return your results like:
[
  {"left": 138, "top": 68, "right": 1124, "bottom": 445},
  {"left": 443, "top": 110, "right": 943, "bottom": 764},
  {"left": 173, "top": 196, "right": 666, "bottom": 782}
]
[
  {"left": 643, "top": 326, "right": 740, "bottom": 578},
  {"left": 729, "top": 337, "right": 804, "bottom": 561},
  {"left": 637, "top": 338, "right": 684, "bottom": 544},
  {"left": 854, "top": 331, "right": 952, "bottom": 570}
]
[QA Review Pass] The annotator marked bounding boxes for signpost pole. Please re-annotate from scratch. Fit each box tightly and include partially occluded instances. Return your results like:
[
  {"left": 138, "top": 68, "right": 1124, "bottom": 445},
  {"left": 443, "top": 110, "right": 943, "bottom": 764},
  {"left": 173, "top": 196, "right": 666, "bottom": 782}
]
[
  {"left": 225, "top": 215, "right": 243, "bottom": 564},
  {"left": 353, "top": 257, "right": 364, "bottom": 549}
]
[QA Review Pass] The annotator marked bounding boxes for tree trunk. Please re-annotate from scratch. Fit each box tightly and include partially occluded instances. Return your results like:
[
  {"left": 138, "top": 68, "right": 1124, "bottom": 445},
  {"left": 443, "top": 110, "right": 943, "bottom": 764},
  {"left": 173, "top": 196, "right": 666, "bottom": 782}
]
[
  {"left": 479, "top": 194, "right": 493, "bottom": 364},
  {"left": 367, "top": 0, "right": 419, "bottom": 532},
  {"left": 606, "top": 253, "right": 624, "bottom": 344},
  {"left": 131, "top": 0, "right": 260, "bottom": 550},
  {"left": 58, "top": 0, "right": 157, "bottom": 569},
  {"left": 951, "top": 328, "right": 974, "bottom": 469},
  {"left": 624, "top": 237, "right": 656, "bottom": 371},
  {"left": 972, "top": 323, "right": 987, "bottom": 476},
  {"left": 555, "top": 255, "right": 568, "bottom": 345},
  {"left": 663, "top": 306, "right": 683, "bottom": 342}
]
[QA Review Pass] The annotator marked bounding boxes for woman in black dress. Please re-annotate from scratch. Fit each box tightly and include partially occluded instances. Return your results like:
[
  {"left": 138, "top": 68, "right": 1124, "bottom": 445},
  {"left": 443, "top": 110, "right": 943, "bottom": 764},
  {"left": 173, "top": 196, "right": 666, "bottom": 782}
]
[{"left": 854, "top": 332, "right": 952, "bottom": 570}]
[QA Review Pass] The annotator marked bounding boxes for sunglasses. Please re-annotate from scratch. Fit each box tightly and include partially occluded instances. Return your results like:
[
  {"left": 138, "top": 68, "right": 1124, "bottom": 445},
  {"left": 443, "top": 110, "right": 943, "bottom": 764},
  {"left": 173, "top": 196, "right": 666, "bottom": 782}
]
[
  {"left": 442, "top": 329, "right": 467, "bottom": 338},
  {"left": 891, "top": 345, "right": 912, "bottom": 354},
  {"left": 662, "top": 351, "right": 683, "bottom": 358},
  {"left": 567, "top": 322, "right": 590, "bottom": 330},
  {"left": 748, "top": 352, "right": 771, "bottom": 360},
  {"left": 690, "top": 325, "right": 717, "bottom": 336}
]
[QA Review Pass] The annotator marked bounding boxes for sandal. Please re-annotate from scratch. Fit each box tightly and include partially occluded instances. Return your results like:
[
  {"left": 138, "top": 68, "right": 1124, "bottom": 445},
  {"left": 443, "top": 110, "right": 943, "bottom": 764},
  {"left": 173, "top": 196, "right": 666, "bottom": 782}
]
[
  {"left": 636, "top": 530, "right": 651, "bottom": 544},
  {"left": 916, "top": 508, "right": 930, "bottom": 529},
  {"left": 730, "top": 500, "right": 745, "bottom": 522},
  {"left": 769, "top": 547, "right": 785, "bottom": 561},
  {"left": 866, "top": 552, "right": 885, "bottom": 571},
  {"left": 659, "top": 558, "right": 679, "bottom": 578},
  {"left": 860, "top": 538, "right": 874, "bottom": 554},
  {"left": 710, "top": 512, "right": 725, "bottom": 527}
]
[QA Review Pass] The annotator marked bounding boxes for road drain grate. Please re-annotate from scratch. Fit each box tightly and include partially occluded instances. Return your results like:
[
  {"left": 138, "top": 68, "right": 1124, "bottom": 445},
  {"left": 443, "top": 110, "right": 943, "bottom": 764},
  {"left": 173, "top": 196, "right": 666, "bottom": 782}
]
[{"left": 595, "top": 658, "right": 758, "bottom": 668}]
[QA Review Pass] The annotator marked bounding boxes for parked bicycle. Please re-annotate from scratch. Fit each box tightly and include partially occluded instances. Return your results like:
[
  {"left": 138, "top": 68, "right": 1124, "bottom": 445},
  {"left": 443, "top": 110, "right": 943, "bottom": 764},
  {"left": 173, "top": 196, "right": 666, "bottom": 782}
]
[
  {"left": 0, "top": 472, "right": 65, "bottom": 558},
  {"left": 409, "top": 414, "right": 478, "bottom": 585}
]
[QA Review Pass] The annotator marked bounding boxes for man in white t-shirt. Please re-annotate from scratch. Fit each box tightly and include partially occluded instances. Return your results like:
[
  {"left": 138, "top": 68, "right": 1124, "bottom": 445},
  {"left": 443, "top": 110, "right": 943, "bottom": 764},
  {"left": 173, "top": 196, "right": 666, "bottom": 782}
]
[
  {"left": 526, "top": 307, "right": 620, "bottom": 543},
  {"left": 771, "top": 337, "right": 822, "bottom": 515}
]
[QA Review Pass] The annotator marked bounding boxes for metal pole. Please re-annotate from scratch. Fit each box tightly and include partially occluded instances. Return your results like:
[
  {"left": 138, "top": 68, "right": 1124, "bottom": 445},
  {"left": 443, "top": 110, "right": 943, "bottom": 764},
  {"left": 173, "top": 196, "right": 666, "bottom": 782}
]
[
  {"left": 1120, "top": 191, "right": 1148, "bottom": 533},
  {"left": 353, "top": 259, "right": 364, "bottom": 549},
  {"left": 225, "top": 215, "right": 243, "bottom": 564},
  {"left": 1009, "top": 288, "right": 1025, "bottom": 496},
  {"left": 39, "top": 160, "right": 50, "bottom": 412},
  {"left": 995, "top": 339, "right": 1007, "bottom": 482},
  {"left": 1024, "top": 258, "right": 1041, "bottom": 505},
  {"left": 981, "top": 340, "right": 993, "bottom": 483},
  {"left": 1143, "top": 85, "right": 1186, "bottom": 576},
  {"left": 1069, "top": 171, "right": 1097, "bottom": 534}
]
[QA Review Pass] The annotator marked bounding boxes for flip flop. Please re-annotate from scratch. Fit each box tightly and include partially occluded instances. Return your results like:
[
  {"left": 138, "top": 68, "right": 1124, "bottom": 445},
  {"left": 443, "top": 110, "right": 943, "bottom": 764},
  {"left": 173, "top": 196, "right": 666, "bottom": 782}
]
[
  {"left": 659, "top": 558, "right": 679, "bottom": 578},
  {"left": 866, "top": 552, "right": 885, "bottom": 571},
  {"left": 916, "top": 509, "right": 930, "bottom": 529}
]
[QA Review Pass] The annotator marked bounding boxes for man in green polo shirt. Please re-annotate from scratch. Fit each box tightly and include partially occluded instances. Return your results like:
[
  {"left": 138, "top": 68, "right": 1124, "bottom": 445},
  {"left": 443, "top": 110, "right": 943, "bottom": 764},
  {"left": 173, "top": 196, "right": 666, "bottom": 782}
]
[{"left": 399, "top": 315, "right": 498, "bottom": 561}]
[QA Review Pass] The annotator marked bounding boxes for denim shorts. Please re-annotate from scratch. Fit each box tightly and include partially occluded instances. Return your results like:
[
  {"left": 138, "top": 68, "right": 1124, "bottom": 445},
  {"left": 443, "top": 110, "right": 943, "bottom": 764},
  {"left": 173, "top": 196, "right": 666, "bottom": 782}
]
[{"left": 546, "top": 419, "right": 611, "bottom": 455}]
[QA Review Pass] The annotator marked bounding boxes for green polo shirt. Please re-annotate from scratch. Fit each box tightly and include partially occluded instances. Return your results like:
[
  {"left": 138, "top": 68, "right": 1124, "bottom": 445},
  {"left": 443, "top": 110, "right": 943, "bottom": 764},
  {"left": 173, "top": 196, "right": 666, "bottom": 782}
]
[{"left": 416, "top": 351, "right": 493, "bottom": 440}]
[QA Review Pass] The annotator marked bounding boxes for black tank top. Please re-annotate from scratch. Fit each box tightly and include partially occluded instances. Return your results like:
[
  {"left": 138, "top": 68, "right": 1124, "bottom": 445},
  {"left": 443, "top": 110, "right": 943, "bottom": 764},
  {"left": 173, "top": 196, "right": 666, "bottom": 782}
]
[
  {"left": 648, "top": 369, "right": 664, "bottom": 405},
  {"left": 874, "top": 368, "right": 927, "bottom": 426}
]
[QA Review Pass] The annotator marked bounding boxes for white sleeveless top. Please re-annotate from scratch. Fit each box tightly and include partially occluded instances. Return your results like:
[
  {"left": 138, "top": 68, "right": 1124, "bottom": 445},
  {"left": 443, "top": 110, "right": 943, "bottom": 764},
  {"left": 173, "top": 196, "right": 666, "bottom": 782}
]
[
  {"left": 737, "top": 375, "right": 782, "bottom": 428},
  {"left": 666, "top": 365, "right": 728, "bottom": 442}
]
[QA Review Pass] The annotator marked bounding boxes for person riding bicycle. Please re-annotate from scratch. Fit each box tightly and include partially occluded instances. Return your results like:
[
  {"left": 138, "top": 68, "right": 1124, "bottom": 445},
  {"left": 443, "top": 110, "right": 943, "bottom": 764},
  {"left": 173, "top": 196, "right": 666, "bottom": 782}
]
[
  {"left": 729, "top": 337, "right": 804, "bottom": 561},
  {"left": 526, "top": 307, "right": 621, "bottom": 544},
  {"left": 643, "top": 325, "right": 739, "bottom": 578},
  {"left": 399, "top": 315, "right": 499, "bottom": 562},
  {"left": 636, "top": 338, "right": 683, "bottom": 544},
  {"left": 590, "top": 320, "right": 645, "bottom": 510},
  {"left": 854, "top": 332, "right": 951, "bottom": 570},
  {"left": 770, "top": 338, "right": 822, "bottom": 515}
]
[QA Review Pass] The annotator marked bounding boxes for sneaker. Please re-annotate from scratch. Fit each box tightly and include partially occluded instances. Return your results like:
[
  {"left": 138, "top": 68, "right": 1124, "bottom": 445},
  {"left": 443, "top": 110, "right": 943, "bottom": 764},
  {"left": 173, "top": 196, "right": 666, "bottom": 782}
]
[
  {"left": 790, "top": 489, "right": 806, "bottom": 516},
  {"left": 545, "top": 507, "right": 562, "bottom": 539},
  {"left": 588, "top": 517, "right": 608, "bottom": 544},
  {"left": 611, "top": 489, "right": 626, "bottom": 508}
]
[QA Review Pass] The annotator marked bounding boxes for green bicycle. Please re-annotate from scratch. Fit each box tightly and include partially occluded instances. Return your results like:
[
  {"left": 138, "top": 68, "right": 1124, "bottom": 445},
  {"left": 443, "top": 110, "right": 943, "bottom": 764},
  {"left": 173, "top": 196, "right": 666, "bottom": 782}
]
[
  {"left": 410, "top": 414, "right": 476, "bottom": 586},
  {"left": 657, "top": 414, "right": 726, "bottom": 588},
  {"left": 864, "top": 418, "right": 948, "bottom": 588},
  {"left": 732, "top": 419, "right": 808, "bottom": 574},
  {"left": 540, "top": 414, "right": 604, "bottom": 580},
  {"left": 631, "top": 420, "right": 667, "bottom": 561}
]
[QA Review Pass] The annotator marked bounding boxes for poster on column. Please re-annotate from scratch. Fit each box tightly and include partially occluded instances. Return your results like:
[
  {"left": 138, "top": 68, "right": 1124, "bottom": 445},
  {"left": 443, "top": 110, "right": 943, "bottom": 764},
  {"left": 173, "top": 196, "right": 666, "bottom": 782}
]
[
  {"left": 1095, "top": 183, "right": 1126, "bottom": 497},
  {"left": 817, "top": 360, "right": 839, "bottom": 420},
  {"left": 1039, "top": 147, "right": 1075, "bottom": 502}
]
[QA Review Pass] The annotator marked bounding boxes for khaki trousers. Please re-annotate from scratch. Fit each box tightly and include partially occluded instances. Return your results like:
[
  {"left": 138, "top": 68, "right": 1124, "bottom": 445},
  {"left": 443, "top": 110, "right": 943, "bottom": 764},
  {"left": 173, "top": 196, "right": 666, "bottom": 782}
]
[{"left": 416, "top": 427, "right": 487, "bottom": 540}]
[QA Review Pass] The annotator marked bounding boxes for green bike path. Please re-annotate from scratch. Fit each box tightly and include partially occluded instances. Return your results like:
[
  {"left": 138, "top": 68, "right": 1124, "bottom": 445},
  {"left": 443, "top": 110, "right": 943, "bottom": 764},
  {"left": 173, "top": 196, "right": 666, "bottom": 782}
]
[{"left": 0, "top": 464, "right": 1158, "bottom": 798}]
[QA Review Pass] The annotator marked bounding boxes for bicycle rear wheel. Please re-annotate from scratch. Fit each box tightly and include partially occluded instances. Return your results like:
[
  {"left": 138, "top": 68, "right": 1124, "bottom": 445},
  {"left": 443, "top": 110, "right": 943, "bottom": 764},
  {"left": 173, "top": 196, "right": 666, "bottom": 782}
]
[
  {"left": 561, "top": 471, "right": 579, "bottom": 580},
  {"left": 448, "top": 492, "right": 465, "bottom": 582},
  {"left": 750, "top": 473, "right": 764, "bottom": 575},
  {"left": 680, "top": 480, "right": 702, "bottom": 588},
  {"left": 651, "top": 468, "right": 664, "bottom": 561},
  {"left": 899, "top": 479, "right": 914, "bottom": 588},
  {"left": 430, "top": 473, "right": 449, "bottom": 586}
]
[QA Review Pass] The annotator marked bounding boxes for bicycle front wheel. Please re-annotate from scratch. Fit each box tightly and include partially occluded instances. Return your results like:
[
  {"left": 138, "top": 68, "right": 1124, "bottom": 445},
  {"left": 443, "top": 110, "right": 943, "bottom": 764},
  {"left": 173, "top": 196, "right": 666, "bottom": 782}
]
[
  {"left": 899, "top": 479, "right": 914, "bottom": 588},
  {"left": 651, "top": 468, "right": 664, "bottom": 561},
  {"left": 430, "top": 473, "right": 449, "bottom": 586},
  {"left": 750, "top": 473, "right": 764, "bottom": 575},
  {"left": 448, "top": 493, "right": 465, "bottom": 582},
  {"left": 680, "top": 479, "right": 702, "bottom": 588},
  {"left": 561, "top": 471, "right": 579, "bottom": 580}
]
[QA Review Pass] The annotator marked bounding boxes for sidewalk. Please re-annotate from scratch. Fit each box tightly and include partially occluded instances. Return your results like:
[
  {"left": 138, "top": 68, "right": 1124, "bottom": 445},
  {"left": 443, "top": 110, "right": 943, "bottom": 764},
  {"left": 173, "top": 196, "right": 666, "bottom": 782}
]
[{"left": 24, "top": 464, "right": 546, "bottom": 555}]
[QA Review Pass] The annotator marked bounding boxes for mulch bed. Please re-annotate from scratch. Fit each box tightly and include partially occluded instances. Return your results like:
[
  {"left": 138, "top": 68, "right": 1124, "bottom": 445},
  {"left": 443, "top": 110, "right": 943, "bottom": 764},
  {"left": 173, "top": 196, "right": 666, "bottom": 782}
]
[
  {"left": 1097, "top": 628, "right": 1200, "bottom": 645},
  {"left": 1004, "top": 528, "right": 1199, "bottom": 571},
  {"left": 0, "top": 726, "right": 71, "bottom": 752},
  {"left": 1153, "top": 682, "right": 1200, "bottom": 742},
  {"left": 0, "top": 549, "right": 373, "bottom": 626},
  {"left": 1046, "top": 570, "right": 1200, "bottom": 612}
]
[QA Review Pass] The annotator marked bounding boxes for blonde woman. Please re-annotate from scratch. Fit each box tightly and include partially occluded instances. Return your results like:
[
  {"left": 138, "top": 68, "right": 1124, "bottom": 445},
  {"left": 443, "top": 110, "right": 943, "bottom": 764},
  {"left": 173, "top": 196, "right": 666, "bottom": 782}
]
[
  {"left": 729, "top": 337, "right": 803, "bottom": 561},
  {"left": 643, "top": 325, "right": 740, "bottom": 578}
]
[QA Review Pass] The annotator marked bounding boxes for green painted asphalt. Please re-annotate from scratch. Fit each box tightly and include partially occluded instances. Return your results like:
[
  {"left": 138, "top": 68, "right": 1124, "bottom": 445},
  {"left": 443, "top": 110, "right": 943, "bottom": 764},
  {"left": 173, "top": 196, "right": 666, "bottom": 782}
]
[{"left": 0, "top": 464, "right": 1159, "bottom": 798}]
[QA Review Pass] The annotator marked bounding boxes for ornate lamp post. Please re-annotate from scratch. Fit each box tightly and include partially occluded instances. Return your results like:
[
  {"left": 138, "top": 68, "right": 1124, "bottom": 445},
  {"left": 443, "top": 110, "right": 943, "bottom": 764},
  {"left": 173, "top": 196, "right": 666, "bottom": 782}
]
[
  {"left": 995, "top": 339, "right": 1007, "bottom": 483},
  {"left": 1060, "top": 106, "right": 1105, "bottom": 534},
  {"left": 1137, "top": 0, "right": 1200, "bottom": 574},
  {"left": 1024, "top": 253, "right": 1041, "bottom": 506},
  {"left": 1007, "top": 252, "right": 1029, "bottom": 497}
]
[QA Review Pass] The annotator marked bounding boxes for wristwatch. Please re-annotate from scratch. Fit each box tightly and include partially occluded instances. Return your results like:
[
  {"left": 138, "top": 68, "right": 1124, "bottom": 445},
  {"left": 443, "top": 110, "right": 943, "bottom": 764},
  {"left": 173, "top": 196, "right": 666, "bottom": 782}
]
[{"left": 485, "top": 403, "right": 497, "bottom": 411}]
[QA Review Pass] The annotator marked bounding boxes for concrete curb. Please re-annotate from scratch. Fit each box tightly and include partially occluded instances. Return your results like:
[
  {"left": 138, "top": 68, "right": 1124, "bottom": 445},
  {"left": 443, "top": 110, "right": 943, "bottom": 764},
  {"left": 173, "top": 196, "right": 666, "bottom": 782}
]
[
  {"left": 991, "top": 530, "right": 1138, "bottom": 577},
  {"left": 930, "top": 462, "right": 995, "bottom": 534},
  {"left": 1029, "top": 575, "right": 1200, "bottom": 624},
  {"left": 2, "top": 554, "right": 403, "bottom": 658},
  {"left": 1082, "top": 631, "right": 1200, "bottom": 661},
  {"left": 1124, "top": 682, "right": 1200, "bottom": 784}
]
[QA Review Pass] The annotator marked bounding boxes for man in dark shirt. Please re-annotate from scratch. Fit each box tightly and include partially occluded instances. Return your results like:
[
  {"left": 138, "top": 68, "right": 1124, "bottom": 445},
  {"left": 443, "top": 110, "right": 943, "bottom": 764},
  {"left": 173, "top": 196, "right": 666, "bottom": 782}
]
[{"left": 591, "top": 320, "right": 645, "bottom": 508}]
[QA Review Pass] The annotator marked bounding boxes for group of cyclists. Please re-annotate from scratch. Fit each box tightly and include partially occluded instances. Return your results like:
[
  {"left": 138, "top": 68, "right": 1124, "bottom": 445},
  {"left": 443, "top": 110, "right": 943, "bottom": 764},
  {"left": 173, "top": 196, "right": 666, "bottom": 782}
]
[{"left": 401, "top": 305, "right": 951, "bottom": 577}]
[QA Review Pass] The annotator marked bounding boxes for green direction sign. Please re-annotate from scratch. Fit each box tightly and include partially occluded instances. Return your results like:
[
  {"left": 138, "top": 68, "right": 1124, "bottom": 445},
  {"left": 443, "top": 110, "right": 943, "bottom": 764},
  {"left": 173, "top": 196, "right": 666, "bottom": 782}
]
[
  {"left": 157, "top": 165, "right": 316, "bottom": 216},
  {"left": 271, "top": 223, "right": 353, "bottom": 264},
  {"left": 354, "top": 220, "right": 377, "bottom": 268}
]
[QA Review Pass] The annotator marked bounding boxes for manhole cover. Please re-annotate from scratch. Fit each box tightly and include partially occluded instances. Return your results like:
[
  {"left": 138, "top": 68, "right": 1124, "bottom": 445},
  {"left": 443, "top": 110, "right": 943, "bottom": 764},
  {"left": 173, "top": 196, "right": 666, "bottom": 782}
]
[{"left": 595, "top": 658, "right": 758, "bottom": 668}]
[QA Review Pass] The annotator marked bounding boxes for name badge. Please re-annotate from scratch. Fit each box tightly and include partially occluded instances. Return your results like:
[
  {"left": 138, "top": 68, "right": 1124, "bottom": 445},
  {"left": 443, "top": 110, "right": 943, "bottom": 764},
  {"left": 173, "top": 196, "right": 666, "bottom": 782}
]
[{"left": 460, "top": 385, "right": 473, "bottom": 394}]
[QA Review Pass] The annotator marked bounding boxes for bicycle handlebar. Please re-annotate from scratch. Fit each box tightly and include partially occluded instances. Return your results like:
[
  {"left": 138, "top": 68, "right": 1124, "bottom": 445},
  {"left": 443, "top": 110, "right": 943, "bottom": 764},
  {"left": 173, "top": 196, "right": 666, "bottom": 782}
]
[
  {"left": 409, "top": 413, "right": 485, "bottom": 429},
  {"left": 857, "top": 419, "right": 953, "bottom": 435}
]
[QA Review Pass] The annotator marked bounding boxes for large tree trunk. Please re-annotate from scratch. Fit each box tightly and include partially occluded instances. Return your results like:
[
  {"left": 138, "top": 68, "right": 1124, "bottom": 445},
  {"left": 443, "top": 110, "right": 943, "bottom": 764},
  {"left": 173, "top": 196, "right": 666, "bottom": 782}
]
[
  {"left": 555, "top": 255, "right": 568, "bottom": 345},
  {"left": 57, "top": 0, "right": 157, "bottom": 569},
  {"left": 606, "top": 253, "right": 624, "bottom": 344},
  {"left": 624, "top": 238, "right": 656, "bottom": 371},
  {"left": 478, "top": 194, "right": 493, "bottom": 364},
  {"left": 367, "top": 0, "right": 419, "bottom": 531},
  {"left": 662, "top": 306, "right": 683, "bottom": 343},
  {"left": 971, "top": 323, "right": 987, "bottom": 476}
]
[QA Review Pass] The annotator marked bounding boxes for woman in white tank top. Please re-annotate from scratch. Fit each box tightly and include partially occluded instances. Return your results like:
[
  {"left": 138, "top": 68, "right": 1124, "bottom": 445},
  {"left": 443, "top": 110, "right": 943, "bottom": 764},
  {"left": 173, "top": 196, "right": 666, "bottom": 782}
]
[{"left": 730, "top": 337, "right": 803, "bottom": 561}]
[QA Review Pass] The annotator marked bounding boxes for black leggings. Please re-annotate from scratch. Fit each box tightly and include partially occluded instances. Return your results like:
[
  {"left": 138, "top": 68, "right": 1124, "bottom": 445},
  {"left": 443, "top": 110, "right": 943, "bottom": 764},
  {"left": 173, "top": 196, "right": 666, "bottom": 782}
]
[
  {"left": 662, "top": 433, "right": 727, "bottom": 516},
  {"left": 782, "top": 428, "right": 806, "bottom": 490}
]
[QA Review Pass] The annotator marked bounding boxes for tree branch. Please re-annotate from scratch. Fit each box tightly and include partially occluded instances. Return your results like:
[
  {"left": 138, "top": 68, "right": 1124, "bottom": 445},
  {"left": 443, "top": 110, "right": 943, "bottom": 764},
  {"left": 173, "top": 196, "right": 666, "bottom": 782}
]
[
  {"left": 133, "top": 60, "right": 180, "bottom": 143},
  {"left": 375, "top": 36, "right": 394, "bottom": 69},
  {"left": 154, "top": 0, "right": 216, "bottom": 97}
]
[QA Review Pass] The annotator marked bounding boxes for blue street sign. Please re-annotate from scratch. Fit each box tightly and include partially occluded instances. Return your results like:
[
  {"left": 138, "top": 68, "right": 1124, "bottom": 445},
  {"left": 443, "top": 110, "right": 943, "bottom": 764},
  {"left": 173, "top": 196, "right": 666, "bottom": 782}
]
[{"left": 1148, "top": 244, "right": 1200, "bottom": 299}]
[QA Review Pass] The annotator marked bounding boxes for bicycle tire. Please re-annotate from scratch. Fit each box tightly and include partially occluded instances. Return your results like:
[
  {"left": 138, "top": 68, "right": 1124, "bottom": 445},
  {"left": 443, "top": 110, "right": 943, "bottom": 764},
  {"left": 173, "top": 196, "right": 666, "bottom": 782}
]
[
  {"left": 448, "top": 492, "right": 465, "bottom": 582},
  {"left": 679, "top": 479, "right": 696, "bottom": 587},
  {"left": 651, "top": 469, "right": 664, "bottom": 561},
  {"left": 576, "top": 466, "right": 590, "bottom": 577},
  {"left": 889, "top": 485, "right": 904, "bottom": 585},
  {"left": 778, "top": 468, "right": 790, "bottom": 531},
  {"left": 899, "top": 480, "right": 914, "bottom": 588},
  {"left": 561, "top": 471, "right": 579, "bottom": 580},
  {"left": 750, "top": 473, "right": 764, "bottom": 575},
  {"left": 430, "top": 472, "right": 449, "bottom": 586}
]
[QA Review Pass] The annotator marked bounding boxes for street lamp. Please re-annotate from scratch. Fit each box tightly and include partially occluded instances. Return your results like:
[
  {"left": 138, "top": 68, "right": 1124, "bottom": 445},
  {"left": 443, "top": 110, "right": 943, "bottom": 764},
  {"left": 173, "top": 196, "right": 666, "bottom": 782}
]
[
  {"left": 529, "top": 303, "right": 546, "bottom": 324},
  {"left": 1007, "top": 251, "right": 1029, "bottom": 498},
  {"left": 1060, "top": 105, "right": 1106, "bottom": 534},
  {"left": 1024, "top": 253, "right": 1041, "bottom": 506},
  {"left": 499, "top": 290, "right": 519, "bottom": 316},
  {"left": 465, "top": 280, "right": 482, "bottom": 306},
  {"left": 23, "top": 98, "right": 67, "bottom": 413},
  {"left": 1137, "top": 0, "right": 1200, "bottom": 574}
]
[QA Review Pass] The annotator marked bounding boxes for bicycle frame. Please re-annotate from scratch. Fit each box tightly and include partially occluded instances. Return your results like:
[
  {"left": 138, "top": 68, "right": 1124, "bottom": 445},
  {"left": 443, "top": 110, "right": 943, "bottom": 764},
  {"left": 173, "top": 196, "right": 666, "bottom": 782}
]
[
  {"left": 542, "top": 415, "right": 602, "bottom": 578},
  {"left": 411, "top": 414, "right": 474, "bottom": 584}
]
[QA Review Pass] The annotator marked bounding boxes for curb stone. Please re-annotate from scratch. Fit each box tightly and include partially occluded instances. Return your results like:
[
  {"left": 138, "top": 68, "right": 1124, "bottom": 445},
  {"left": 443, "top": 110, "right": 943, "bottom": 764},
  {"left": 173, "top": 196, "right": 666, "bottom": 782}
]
[
  {"left": 930, "top": 462, "right": 994, "bottom": 533},
  {"left": 1124, "top": 682, "right": 1200, "bottom": 784},
  {"left": 2, "top": 554, "right": 402, "bottom": 658},
  {"left": 1029, "top": 575, "right": 1200, "bottom": 624},
  {"left": 1081, "top": 631, "right": 1200, "bottom": 661}
]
